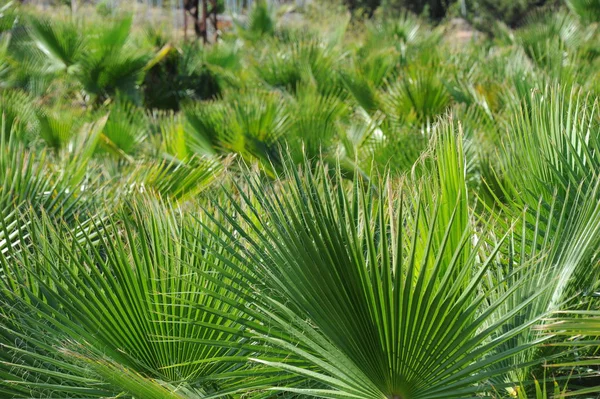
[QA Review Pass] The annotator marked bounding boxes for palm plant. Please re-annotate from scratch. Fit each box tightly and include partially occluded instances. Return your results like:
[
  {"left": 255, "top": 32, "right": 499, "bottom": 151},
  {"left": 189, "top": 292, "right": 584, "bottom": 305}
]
[
  {"left": 515, "top": 11, "right": 599, "bottom": 88},
  {"left": 0, "top": 90, "right": 36, "bottom": 140},
  {"left": 286, "top": 84, "right": 349, "bottom": 163},
  {"left": 384, "top": 64, "right": 451, "bottom": 125},
  {"left": 142, "top": 41, "right": 239, "bottom": 111},
  {"left": 1, "top": 2, "right": 600, "bottom": 398},
  {"left": 190, "top": 121, "right": 560, "bottom": 398},
  {"left": 493, "top": 85, "right": 600, "bottom": 238},
  {"left": 254, "top": 34, "right": 344, "bottom": 95},
  {"left": 476, "top": 85, "right": 600, "bottom": 390},
  {"left": 130, "top": 155, "right": 223, "bottom": 202},
  {"left": 75, "top": 16, "right": 153, "bottom": 105},
  {"left": 0, "top": 125, "right": 83, "bottom": 225},
  {"left": 0, "top": 299, "right": 118, "bottom": 398},
  {"left": 0, "top": 198, "right": 255, "bottom": 398},
  {"left": 184, "top": 90, "right": 290, "bottom": 172},
  {"left": 99, "top": 98, "right": 148, "bottom": 156},
  {"left": 235, "top": 0, "right": 275, "bottom": 42},
  {"left": 26, "top": 16, "right": 83, "bottom": 75},
  {"left": 16, "top": 14, "right": 165, "bottom": 106},
  {"left": 365, "top": 13, "right": 441, "bottom": 65},
  {"left": 36, "top": 106, "right": 81, "bottom": 151},
  {"left": 566, "top": 0, "right": 600, "bottom": 23}
]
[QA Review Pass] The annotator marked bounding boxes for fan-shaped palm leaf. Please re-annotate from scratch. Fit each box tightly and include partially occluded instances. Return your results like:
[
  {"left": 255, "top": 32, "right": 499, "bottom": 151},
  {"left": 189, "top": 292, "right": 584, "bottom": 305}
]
[
  {"left": 196, "top": 131, "right": 557, "bottom": 398},
  {"left": 0, "top": 198, "right": 254, "bottom": 397},
  {"left": 26, "top": 16, "right": 84, "bottom": 75}
]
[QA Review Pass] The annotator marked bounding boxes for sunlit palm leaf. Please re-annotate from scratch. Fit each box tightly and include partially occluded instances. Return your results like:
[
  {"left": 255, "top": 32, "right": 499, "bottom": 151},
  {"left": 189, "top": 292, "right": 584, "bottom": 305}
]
[
  {"left": 26, "top": 16, "right": 84, "bottom": 74},
  {"left": 198, "top": 143, "right": 556, "bottom": 398},
  {"left": 0, "top": 198, "right": 256, "bottom": 397}
]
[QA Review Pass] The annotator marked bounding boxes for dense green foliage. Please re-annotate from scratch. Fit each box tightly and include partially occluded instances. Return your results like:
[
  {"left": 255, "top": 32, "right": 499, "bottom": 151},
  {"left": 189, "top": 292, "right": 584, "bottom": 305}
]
[
  {"left": 344, "top": 0, "right": 585, "bottom": 26},
  {"left": 1, "top": 0, "right": 600, "bottom": 398}
]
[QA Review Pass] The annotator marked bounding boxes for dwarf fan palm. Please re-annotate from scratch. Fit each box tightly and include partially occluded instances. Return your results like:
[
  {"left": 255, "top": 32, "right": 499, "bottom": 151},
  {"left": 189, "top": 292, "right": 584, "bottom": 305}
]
[
  {"left": 188, "top": 120, "right": 559, "bottom": 399},
  {"left": 477, "top": 85, "right": 600, "bottom": 388},
  {"left": 566, "top": 0, "right": 600, "bottom": 23},
  {"left": 19, "top": 15, "right": 165, "bottom": 106},
  {"left": 0, "top": 197, "right": 256, "bottom": 397}
]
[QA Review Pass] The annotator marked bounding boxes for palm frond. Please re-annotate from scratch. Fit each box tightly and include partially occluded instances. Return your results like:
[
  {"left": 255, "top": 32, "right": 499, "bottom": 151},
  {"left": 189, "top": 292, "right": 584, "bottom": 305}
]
[
  {"left": 199, "top": 149, "right": 556, "bottom": 398},
  {"left": 566, "top": 0, "right": 600, "bottom": 23},
  {"left": 26, "top": 16, "right": 84, "bottom": 74},
  {"left": 384, "top": 65, "right": 451, "bottom": 126},
  {"left": 0, "top": 198, "right": 253, "bottom": 396}
]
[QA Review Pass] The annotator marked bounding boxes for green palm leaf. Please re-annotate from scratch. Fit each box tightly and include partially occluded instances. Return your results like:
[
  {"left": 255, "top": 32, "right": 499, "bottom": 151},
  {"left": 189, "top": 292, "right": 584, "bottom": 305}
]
[
  {"left": 26, "top": 16, "right": 84, "bottom": 74},
  {"left": 478, "top": 84, "right": 600, "bottom": 387},
  {"left": 197, "top": 136, "right": 556, "bottom": 398},
  {"left": 0, "top": 198, "right": 255, "bottom": 397}
]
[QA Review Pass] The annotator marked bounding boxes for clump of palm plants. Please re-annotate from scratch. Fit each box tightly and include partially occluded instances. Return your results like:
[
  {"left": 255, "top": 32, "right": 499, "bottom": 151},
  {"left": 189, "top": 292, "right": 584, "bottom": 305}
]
[{"left": 0, "top": 0, "right": 600, "bottom": 397}]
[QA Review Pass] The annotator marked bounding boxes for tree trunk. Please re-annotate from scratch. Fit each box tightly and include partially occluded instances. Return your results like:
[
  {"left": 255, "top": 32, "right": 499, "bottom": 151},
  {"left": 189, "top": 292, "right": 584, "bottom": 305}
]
[
  {"left": 184, "top": 0, "right": 208, "bottom": 43},
  {"left": 210, "top": 0, "right": 218, "bottom": 42},
  {"left": 201, "top": 0, "right": 208, "bottom": 43}
]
